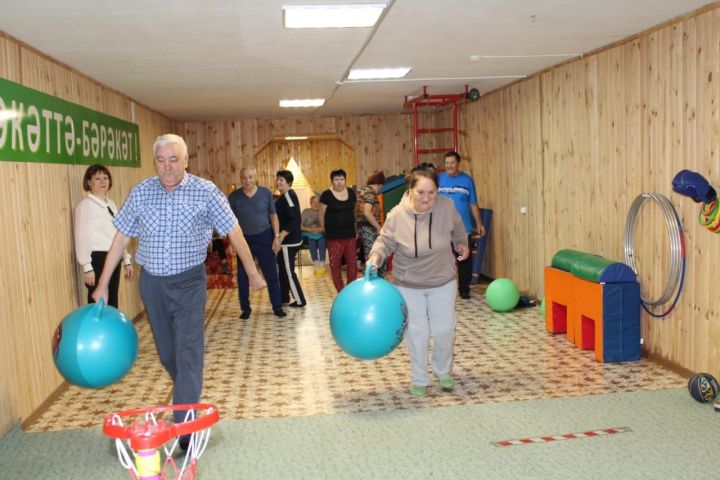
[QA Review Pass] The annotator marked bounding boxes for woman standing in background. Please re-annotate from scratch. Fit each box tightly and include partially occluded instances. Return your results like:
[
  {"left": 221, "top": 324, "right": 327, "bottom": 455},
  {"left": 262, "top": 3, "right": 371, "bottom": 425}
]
[
  {"left": 320, "top": 169, "right": 357, "bottom": 292},
  {"left": 74, "top": 164, "right": 134, "bottom": 308},
  {"left": 356, "top": 171, "right": 386, "bottom": 275},
  {"left": 275, "top": 170, "right": 306, "bottom": 307}
]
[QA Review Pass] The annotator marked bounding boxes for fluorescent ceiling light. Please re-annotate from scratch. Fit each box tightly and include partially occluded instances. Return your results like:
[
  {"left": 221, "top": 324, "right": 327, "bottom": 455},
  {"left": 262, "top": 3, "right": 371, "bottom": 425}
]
[
  {"left": 283, "top": 4, "right": 386, "bottom": 28},
  {"left": 285, "top": 136, "right": 308, "bottom": 140},
  {"left": 279, "top": 98, "right": 326, "bottom": 108},
  {"left": 479, "top": 54, "right": 582, "bottom": 59},
  {"left": 348, "top": 67, "right": 411, "bottom": 80}
]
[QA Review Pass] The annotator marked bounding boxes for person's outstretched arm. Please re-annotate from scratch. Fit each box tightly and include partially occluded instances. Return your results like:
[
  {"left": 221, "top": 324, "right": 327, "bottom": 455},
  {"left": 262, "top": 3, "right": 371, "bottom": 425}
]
[
  {"left": 91, "top": 231, "right": 131, "bottom": 303},
  {"left": 228, "top": 224, "right": 267, "bottom": 292}
]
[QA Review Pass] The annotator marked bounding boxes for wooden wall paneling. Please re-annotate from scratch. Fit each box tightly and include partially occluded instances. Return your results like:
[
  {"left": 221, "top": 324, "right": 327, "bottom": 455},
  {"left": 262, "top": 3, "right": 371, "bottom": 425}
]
[
  {"left": 518, "top": 78, "right": 545, "bottom": 295},
  {"left": 680, "top": 16, "right": 703, "bottom": 371},
  {"left": 254, "top": 138, "right": 357, "bottom": 195},
  {"left": 0, "top": 33, "right": 174, "bottom": 436},
  {"left": 701, "top": 9, "right": 720, "bottom": 374},
  {"left": 644, "top": 27, "right": 676, "bottom": 360},
  {"left": 477, "top": 91, "right": 505, "bottom": 279},
  {"left": 601, "top": 44, "right": 634, "bottom": 263},
  {"left": 0, "top": 162, "right": 33, "bottom": 433},
  {"left": 541, "top": 67, "right": 575, "bottom": 260},
  {"left": 226, "top": 120, "right": 247, "bottom": 190},
  {"left": 0, "top": 35, "right": 21, "bottom": 81}
]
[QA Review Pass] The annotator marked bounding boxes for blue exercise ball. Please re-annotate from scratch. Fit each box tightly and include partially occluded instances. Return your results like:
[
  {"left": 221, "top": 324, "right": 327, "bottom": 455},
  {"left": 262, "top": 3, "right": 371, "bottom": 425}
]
[
  {"left": 330, "top": 265, "right": 408, "bottom": 360},
  {"left": 52, "top": 299, "right": 138, "bottom": 388}
]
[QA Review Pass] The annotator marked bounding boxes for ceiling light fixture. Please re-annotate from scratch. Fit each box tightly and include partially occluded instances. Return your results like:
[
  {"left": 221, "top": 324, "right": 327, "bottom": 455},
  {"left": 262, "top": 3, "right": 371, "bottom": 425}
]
[
  {"left": 479, "top": 53, "right": 583, "bottom": 59},
  {"left": 348, "top": 67, "right": 411, "bottom": 80},
  {"left": 283, "top": 4, "right": 386, "bottom": 28},
  {"left": 342, "top": 75, "right": 526, "bottom": 83},
  {"left": 279, "top": 99, "right": 326, "bottom": 108},
  {"left": 284, "top": 136, "right": 309, "bottom": 140}
]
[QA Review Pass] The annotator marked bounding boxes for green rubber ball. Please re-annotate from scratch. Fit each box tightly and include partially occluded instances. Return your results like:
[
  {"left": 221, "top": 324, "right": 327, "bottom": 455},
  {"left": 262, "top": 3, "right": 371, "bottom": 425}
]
[
  {"left": 540, "top": 297, "right": 546, "bottom": 316},
  {"left": 485, "top": 278, "right": 520, "bottom": 312}
]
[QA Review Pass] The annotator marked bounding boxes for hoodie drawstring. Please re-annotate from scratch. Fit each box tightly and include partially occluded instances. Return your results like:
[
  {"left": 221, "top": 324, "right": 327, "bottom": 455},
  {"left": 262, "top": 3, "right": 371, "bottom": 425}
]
[
  {"left": 413, "top": 213, "right": 432, "bottom": 258},
  {"left": 413, "top": 214, "right": 418, "bottom": 258},
  {"left": 428, "top": 212, "right": 432, "bottom": 249}
]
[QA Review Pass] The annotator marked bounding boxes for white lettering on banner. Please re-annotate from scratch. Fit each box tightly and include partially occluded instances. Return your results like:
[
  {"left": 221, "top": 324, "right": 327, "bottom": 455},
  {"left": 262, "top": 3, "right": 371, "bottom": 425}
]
[
  {"left": 0, "top": 97, "right": 7, "bottom": 148},
  {"left": 11, "top": 101, "right": 24, "bottom": 151},
  {"left": 64, "top": 115, "right": 75, "bottom": 156},
  {"left": 114, "top": 129, "right": 122, "bottom": 160},
  {"left": 107, "top": 128, "right": 115, "bottom": 159},
  {"left": 82, "top": 120, "right": 90, "bottom": 157},
  {"left": 53, "top": 111, "right": 63, "bottom": 154},
  {"left": 90, "top": 122, "right": 98, "bottom": 157},
  {"left": 0, "top": 93, "right": 136, "bottom": 163},
  {"left": 99, "top": 125, "right": 107, "bottom": 159},
  {"left": 121, "top": 131, "right": 128, "bottom": 159},
  {"left": 42, "top": 109, "right": 53, "bottom": 153},
  {"left": 27, "top": 105, "right": 40, "bottom": 153}
]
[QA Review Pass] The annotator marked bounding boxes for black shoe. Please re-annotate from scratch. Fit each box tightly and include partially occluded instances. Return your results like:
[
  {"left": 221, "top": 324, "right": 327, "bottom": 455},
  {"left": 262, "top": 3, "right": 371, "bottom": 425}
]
[
  {"left": 273, "top": 309, "right": 287, "bottom": 317},
  {"left": 178, "top": 434, "right": 191, "bottom": 451},
  {"left": 289, "top": 302, "right": 306, "bottom": 308},
  {"left": 459, "top": 292, "right": 470, "bottom": 300},
  {"left": 240, "top": 310, "right": 251, "bottom": 319}
]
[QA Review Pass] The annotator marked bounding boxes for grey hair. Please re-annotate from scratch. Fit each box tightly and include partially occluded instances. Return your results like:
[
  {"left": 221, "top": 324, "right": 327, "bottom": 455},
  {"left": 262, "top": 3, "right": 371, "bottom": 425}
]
[
  {"left": 240, "top": 165, "right": 257, "bottom": 176},
  {"left": 153, "top": 134, "right": 188, "bottom": 158}
]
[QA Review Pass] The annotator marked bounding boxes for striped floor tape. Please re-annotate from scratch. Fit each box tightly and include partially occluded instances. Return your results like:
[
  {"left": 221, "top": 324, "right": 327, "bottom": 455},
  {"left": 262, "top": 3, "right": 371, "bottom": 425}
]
[{"left": 493, "top": 426, "right": 632, "bottom": 447}]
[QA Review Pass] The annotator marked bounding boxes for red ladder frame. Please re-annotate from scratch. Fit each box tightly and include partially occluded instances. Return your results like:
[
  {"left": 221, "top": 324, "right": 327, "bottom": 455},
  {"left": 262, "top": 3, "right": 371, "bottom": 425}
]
[{"left": 404, "top": 85, "right": 471, "bottom": 165}]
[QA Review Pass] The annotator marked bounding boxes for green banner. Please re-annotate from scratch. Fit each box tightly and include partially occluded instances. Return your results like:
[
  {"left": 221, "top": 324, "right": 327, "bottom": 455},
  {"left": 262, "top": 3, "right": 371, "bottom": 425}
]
[{"left": 0, "top": 77, "right": 140, "bottom": 167}]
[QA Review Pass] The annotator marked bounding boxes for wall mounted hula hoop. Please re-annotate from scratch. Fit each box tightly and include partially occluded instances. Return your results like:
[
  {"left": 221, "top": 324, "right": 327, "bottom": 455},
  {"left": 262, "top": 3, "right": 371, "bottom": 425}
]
[{"left": 624, "top": 193, "right": 686, "bottom": 317}]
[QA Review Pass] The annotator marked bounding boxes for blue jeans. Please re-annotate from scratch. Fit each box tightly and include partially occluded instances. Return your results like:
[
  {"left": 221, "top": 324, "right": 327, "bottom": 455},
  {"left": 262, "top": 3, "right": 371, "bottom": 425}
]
[{"left": 308, "top": 236, "right": 326, "bottom": 262}]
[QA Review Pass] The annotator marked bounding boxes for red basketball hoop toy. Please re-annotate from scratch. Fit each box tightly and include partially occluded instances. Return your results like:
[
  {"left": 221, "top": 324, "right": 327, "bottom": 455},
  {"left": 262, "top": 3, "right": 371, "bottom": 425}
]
[{"left": 103, "top": 403, "right": 219, "bottom": 480}]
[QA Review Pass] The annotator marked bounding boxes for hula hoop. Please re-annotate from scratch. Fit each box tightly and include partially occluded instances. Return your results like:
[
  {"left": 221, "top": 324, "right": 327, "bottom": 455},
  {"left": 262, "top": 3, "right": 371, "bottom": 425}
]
[{"left": 624, "top": 193, "right": 686, "bottom": 317}]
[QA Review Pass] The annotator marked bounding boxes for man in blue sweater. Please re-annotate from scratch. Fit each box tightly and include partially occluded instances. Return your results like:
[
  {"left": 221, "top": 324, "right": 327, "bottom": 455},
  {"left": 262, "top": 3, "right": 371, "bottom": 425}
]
[{"left": 437, "top": 151, "right": 485, "bottom": 299}]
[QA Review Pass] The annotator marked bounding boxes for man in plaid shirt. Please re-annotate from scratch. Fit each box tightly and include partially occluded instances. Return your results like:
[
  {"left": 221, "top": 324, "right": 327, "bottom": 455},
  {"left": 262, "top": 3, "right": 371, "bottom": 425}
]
[{"left": 93, "top": 134, "right": 265, "bottom": 447}]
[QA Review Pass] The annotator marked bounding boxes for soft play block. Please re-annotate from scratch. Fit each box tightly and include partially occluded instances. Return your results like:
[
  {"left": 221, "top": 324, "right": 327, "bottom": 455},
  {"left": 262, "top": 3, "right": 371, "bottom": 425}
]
[
  {"left": 544, "top": 266, "right": 575, "bottom": 339},
  {"left": 571, "top": 277, "right": 604, "bottom": 354},
  {"left": 601, "top": 283, "right": 641, "bottom": 362},
  {"left": 552, "top": 249, "right": 637, "bottom": 283}
]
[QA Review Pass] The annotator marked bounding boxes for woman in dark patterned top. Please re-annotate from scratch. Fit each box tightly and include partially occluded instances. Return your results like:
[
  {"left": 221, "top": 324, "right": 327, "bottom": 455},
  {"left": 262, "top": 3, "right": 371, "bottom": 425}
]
[
  {"left": 356, "top": 171, "right": 386, "bottom": 276},
  {"left": 319, "top": 169, "right": 357, "bottom": 292}
]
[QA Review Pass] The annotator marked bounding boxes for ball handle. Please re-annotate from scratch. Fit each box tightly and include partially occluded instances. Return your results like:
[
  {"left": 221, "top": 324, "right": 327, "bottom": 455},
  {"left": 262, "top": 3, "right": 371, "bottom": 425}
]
[
  {"left": 364, "top": 263, "right": 378, "bottom": 281},
  {"left": 93, "top": 297, "right": 106, "bottom": 316}
]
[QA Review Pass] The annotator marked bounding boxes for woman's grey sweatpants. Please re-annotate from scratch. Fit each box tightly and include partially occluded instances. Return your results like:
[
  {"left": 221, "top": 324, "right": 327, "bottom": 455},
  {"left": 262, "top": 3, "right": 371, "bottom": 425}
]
[{"left": 396, "top": 279, "right": 457, "bottom": 386}]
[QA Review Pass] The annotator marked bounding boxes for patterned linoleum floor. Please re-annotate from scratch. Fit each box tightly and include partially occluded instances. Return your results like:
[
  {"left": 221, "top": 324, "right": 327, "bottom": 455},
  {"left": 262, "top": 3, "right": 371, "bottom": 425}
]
[{"left": 26, "top": 268, "right": 686, "bottom": 432}]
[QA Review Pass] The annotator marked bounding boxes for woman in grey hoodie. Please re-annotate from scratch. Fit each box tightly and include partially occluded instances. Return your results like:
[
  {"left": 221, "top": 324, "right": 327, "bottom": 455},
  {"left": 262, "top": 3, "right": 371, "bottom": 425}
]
[{"left": 368, "top": 165, "right": 469, "bottom": 397}]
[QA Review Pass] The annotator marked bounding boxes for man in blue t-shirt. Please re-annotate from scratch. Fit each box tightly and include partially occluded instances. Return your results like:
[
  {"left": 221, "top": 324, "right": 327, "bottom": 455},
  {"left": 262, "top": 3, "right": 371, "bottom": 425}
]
[
  {"left": 228, "top": 166, "right": 286, "bottom": 319},
  {"left": 437, "top": 151, "right": 485, "bottom": 299}
]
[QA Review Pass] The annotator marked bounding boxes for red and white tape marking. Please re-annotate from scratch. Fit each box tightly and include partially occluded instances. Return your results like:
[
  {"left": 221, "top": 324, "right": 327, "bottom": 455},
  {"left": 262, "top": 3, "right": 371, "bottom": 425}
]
[{"left": 493, "top": 426, "right": 632, "bottom": 447}]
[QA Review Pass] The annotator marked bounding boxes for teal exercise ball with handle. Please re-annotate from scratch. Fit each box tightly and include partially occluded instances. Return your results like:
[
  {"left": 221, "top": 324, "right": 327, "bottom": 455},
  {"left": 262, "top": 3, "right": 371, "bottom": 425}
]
[
  {"left": 485, "top": 278, "right": 520, "bottom": 312},
  {"left": 330, "top": 265, "right": 408, "bottom": 360},
  {"left": 52, "top": 299, "right": 138, "bottom": 388}
]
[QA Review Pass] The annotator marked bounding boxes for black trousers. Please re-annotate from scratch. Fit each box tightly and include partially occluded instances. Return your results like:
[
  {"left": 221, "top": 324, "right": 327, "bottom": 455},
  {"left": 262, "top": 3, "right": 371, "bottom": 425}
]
[
  {"left": 86, "top": 251, "right": 121, "bottom": 308},
  {"left": 277, "top": 243, "right": 306, "bottom": 306},
  {"left": 453, "top": 235, "right": 473, "bottom": 296},
  {"left": 211, "top": 237, "right": 227, "bottom": 261}
]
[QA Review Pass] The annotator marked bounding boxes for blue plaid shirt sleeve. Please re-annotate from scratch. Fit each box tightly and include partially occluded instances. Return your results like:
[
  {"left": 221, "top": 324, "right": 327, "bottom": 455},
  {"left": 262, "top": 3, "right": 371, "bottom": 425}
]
[{"left": 113, "top": 187, "right": 141, "bottom": 237}]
